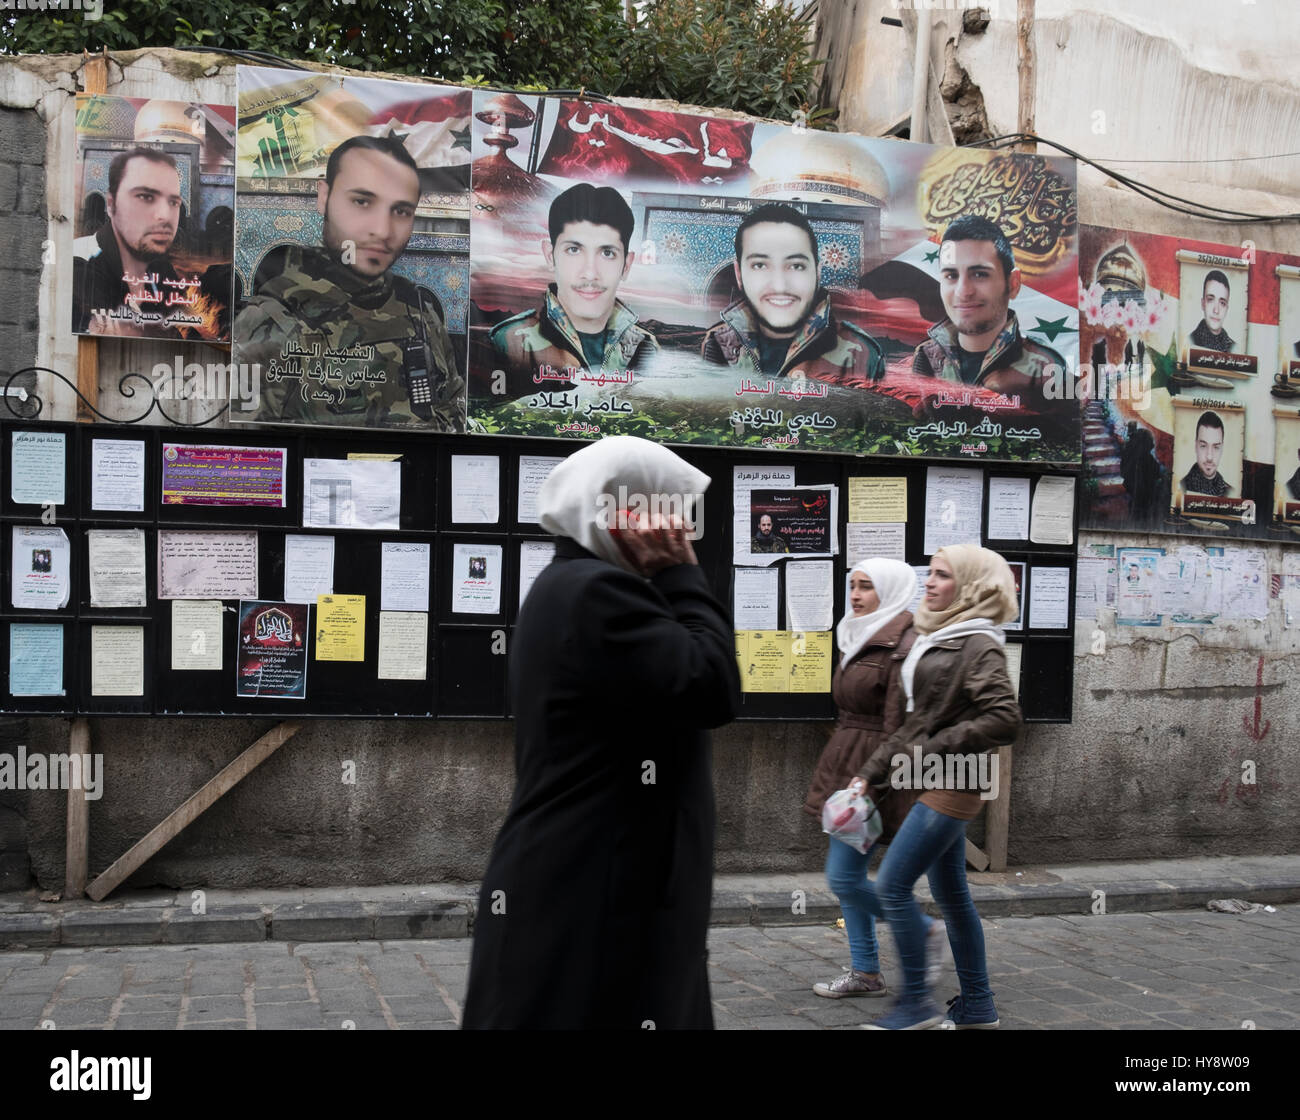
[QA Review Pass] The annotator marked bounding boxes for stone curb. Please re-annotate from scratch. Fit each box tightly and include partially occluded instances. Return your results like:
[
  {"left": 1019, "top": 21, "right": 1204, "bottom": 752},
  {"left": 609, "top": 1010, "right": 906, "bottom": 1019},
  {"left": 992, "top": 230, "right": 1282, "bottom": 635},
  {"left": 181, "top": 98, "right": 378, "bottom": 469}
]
[{"left": 0, "top": 874, "right": 1296, "bottom": 950}]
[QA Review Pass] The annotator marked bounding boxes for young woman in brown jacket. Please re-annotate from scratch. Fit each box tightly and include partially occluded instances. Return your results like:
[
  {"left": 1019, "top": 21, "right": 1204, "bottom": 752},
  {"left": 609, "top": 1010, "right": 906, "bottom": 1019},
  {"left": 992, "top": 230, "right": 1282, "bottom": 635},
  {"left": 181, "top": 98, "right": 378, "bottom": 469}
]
[
  {"left": 855, "top": 543, "right": 1022, "bottom": 1030},
  {"left": 803, "top": 558, "right": 946, "bottom": 999}
]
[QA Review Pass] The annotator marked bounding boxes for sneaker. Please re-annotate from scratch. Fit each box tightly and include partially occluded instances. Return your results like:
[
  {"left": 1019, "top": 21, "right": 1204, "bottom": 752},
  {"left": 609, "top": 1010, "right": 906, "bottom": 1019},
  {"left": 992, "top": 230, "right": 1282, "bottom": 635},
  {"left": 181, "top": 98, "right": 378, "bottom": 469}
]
[
  {"left": 925, "top": 919, "right": 947, "bottom": 990},
  {"left": 813, "top": 968, "right": 888, "bottom": 999},
  {"left": 941, "top": 993, "right": 1000, "bottom": 1030},
  {"left": 861, "top": 997, "right": 944, "bottom": 1030}
]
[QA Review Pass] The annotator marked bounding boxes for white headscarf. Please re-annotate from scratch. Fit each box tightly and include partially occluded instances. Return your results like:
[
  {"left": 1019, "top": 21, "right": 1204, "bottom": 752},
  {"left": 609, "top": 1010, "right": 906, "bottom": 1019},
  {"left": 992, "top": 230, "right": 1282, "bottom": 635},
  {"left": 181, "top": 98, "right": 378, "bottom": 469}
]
[
  {"left": 836, "top": 557, "right": 916, "bottom": 669},
  {"left": 536, "top": 436, "right": 710, "bottom": 576}
]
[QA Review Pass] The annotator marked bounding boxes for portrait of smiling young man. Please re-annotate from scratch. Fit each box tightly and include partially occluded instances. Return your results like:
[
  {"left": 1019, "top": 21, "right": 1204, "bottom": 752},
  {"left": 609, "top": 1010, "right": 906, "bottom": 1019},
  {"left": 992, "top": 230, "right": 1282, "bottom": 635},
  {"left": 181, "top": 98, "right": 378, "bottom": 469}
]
[
  {"left": 1188, "top": 270, "right": 1237, "bottom": 354},
  {"left": 912, "top": 214, "right": 1065, "bottom": 406},
  {"left": 701, "top": 202, "right": 885, "bottom": 384},
  {"left": 487, "top": 182, "right": 659, "bottom": 396},
  {"left": 236, "top": 133, "right": 463, "bottom": 431}
]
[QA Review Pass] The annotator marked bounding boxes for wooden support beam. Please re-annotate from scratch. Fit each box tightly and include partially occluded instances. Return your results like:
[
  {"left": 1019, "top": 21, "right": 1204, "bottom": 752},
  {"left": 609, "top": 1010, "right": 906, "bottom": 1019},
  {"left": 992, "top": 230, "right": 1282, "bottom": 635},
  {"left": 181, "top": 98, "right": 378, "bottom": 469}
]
[
  {"left": 1016, "top": 0, "right": 1036, "bottom": 152},
  {"left": 76, "top": 53, "right": 109, "bottom": 423},
  {"left": 86, "top": 722, "right": 301, "bottom": 901},
  {"left": 985, "top": 739, "right": 1015, "bottom": 872},
  {"left": 965, "top": 837, "right": 990, "bottom": 872},
  {"left": 63, "top": 719, "right": 91, "bottom": 898}
]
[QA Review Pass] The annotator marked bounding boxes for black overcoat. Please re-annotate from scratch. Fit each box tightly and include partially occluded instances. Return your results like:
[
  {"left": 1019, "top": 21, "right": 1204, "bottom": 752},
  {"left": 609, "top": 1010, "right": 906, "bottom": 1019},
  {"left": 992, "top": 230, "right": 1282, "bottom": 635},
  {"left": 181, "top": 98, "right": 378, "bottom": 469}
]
[{"left": 461, "top": 538, "right": 740, "bottom": 1030}]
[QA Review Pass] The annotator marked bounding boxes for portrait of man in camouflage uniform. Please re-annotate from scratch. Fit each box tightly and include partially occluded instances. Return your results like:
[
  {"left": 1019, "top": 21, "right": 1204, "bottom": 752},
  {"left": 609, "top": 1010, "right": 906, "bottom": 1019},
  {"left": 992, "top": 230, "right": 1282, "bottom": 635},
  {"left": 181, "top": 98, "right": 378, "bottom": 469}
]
[
  {"left": 912, "top": 214, "right": 1066, "bottom": 406},
  {"left": 701, "top": 203, "right": 886, "bottom": 384},
  {"left": 236, "top": 134, "right": 464, "bottom": 431},
  {"left": 750, "top": 513, "right": 789, "bottom": 554},
  {"left": 486, "top": 182, "right": 657, "bottom": 399}
]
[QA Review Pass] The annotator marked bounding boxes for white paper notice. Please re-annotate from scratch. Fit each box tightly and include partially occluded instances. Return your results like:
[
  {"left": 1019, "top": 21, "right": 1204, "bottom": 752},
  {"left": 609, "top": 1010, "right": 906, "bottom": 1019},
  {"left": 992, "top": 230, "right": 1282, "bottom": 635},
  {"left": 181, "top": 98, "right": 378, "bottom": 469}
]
[
  {"left": 845, "top": 523, "right": 906, "bottom": 566},
  {"left": 157, "top": 530, "right": 258, "bottom": 600},
  {"left": 518, "top": 540, "right": 556, "bottom": 609},
  {"left": 9, "top": 623, "right": 64, "bottom": 696},
  {"left": 1075, "top": 556, "right": 1115, "bottom": 620},
  {"left": 1218, "top": 549, "right": 1268, "bottom": 620},
  {"left": 283, "top": 535, "right": 334, "bottom": 604},
  {"left": 1117, "top": 548, "right": 1162, "bottom": 625},
  {"left": 451, "top": 455, "right": 500, "bottom": 524},
  {"left": 733, "top": 465, "right": 796, "bottom": 566},
  {"left": 171, "top": 600, "right": 223, "bottom": 671},
  {"left": 378, "top": 611, "right": 428, "bottom": 680},
  {"left": 91, "top": 625, "right": 144, "bottom": 696},
  {"left": 1003, "top": 643, "right": 1023, "bottom": 700},
  {"left": 381, "top": 541, "right": 430, "bottom": 613},
  {"left": 1030, "top": 475, "right": 1075, "bottom": 545},
  {"left": 87, "top": 528, "right": 147, "bottom": 608},
  {"left": 303, "top": 459, "right": 400, "bottom": 530},
  {"left": 452, "top": 543, "right": 503, "bottom": 614},
  {"left": 785, "top": 561, "right": 834, "bottom": 631},
  {"left": 518, "top": 456, "right": 565, "bottom": 523},
  {"left": 923, "top": 467, "right": 982, "bottom": 555},
  {"left": 10, "top": 431, "right": 65, "bottom": 506},
  {"left": 987, "top": 477, "right": 1031, "bottom": 540},
  {"left": 1283, "top": 553, "right": 1300, "bottom": 629},
  {"left": 1156, "top": 546, "right": 1211, "bottom": 622},
  {"left": 91, "top": 438, "right": 146, "bottom": 512},
  {"left": 1028, "top": 567, "right": 1070, "bottom": 629},
  {"left": 909, "top": 565, "right": 929, "bottom": 613},
  {"left": 733, "top": 567, "right": 778, "bottom": 630},
  {"left": 11, "top": 527, "right": 71, "bottom": 610}
]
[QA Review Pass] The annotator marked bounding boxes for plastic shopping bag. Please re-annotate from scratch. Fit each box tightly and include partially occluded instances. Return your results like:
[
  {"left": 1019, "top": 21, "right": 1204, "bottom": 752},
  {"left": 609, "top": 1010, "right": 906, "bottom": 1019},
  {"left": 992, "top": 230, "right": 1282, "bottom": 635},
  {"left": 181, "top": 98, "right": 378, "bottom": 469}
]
[{"left": 821, "top": 788, "right": 883, "bottom": 854}]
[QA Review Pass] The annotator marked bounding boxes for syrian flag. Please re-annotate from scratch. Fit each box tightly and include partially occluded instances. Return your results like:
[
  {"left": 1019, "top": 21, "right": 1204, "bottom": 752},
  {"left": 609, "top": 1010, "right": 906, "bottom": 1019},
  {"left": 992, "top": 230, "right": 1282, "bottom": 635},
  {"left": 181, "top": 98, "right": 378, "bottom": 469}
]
[
  {"left": 368, "top": 91, "right": 472, "bottom": 171},
  {"left": 864, "top": 238, "right": 1079, "bottom": 362}
]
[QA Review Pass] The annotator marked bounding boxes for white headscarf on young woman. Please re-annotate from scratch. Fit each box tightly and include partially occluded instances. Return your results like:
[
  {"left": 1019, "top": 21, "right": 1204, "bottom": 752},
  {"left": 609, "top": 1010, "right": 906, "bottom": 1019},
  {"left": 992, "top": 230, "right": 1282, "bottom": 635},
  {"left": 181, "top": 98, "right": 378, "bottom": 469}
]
[
  {"left": 536, "top": 436, "right": 711, "bottom": 576},
  {"left": 835, "top": 557, "right": 916, "bottom": 669},
  {"left": 900, "top": 543, "right": 1018, "bottom": 711}
]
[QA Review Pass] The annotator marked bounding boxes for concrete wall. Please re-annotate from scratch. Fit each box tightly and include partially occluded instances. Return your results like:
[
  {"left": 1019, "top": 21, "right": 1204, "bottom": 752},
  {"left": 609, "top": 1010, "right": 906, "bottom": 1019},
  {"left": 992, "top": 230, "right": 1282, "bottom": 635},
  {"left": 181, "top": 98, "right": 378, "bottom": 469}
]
[
  {"left": 0, "top": 103, "right": 47, "bottom": 381},
  {"left": 2, "top": 44, "right": 1298, "bottom": 892},
  {"left": 17, "top": 717, "right": 832, "bottom": 890}
]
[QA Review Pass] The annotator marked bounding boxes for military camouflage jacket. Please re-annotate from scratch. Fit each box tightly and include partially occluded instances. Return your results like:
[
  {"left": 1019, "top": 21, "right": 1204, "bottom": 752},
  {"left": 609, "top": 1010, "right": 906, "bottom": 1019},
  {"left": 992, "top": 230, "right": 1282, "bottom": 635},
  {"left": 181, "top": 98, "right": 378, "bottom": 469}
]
[
  {"left": 487, "top": 287, "right": 658, "bottom": 398},
  {"left": 912, "top": 311, "right": 1065, "bottom": 404},
  {"left": 235, "top": 245, "right": 464, "bottom": 431},
  {"left": 751, "top": 533, "right": 790, "bottom": 554},
  {"left": 700, "top": 294, "right": 886, "bottom": 383}
]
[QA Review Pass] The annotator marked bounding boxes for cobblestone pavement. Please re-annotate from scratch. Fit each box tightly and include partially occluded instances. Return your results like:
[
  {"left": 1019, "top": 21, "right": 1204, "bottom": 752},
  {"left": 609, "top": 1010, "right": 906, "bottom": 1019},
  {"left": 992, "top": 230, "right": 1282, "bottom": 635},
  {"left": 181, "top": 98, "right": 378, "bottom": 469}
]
[{"left": 1, "top": 905, "right": 1296, "bottom": 1031}]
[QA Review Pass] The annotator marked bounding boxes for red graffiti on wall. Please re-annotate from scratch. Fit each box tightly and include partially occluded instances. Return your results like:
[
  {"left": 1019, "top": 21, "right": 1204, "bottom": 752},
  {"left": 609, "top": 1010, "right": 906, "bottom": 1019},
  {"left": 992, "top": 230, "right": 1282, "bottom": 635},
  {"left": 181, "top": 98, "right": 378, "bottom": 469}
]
[{"left": 1241, "top": 655, "right": 1271, "bottom": 742}]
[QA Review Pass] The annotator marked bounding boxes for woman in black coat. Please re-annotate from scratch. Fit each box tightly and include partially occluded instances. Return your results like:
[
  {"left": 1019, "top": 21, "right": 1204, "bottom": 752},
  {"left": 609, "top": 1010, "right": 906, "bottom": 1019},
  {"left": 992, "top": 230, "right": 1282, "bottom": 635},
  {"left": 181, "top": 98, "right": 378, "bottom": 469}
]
[{"left": 462, "top": 437, "right": 740, "bottom": 1030}]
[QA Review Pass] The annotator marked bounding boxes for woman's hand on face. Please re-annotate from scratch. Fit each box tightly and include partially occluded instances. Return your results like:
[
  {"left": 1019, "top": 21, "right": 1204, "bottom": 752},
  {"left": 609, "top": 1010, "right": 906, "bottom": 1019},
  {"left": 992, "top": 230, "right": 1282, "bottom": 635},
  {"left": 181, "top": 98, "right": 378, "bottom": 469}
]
[{"left": 611, "top": 511, "right": 698, "bottom": 577}]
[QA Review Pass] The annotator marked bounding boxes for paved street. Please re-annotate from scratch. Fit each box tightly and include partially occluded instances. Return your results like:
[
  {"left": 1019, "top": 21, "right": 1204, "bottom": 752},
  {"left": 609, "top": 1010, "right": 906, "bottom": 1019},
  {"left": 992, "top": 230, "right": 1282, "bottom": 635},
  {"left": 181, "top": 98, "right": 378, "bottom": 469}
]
[{"left": 1, "top": 903, "right": 1296, "bottom": 1031}]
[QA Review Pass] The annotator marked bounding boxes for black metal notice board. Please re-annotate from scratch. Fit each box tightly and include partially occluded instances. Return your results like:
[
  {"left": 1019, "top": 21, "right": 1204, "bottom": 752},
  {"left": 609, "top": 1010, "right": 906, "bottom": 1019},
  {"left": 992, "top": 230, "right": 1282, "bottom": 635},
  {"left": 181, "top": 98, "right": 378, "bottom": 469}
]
[{"left": 1, "top": 420, "right": 1077, "bottom": 722}]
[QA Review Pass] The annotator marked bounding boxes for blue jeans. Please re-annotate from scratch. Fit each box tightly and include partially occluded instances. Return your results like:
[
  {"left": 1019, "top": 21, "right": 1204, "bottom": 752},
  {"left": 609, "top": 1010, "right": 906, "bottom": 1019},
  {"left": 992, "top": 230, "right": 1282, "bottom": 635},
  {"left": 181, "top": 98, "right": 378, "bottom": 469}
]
[
  {"left": 825, "top": 837, "right": 938, "bottom": 976},
  {"left": 824, "top": 837, "right": 882, "bottom": 973},
  {"left": 876, "top": 802, "right": 992, "bottom": 1005}
]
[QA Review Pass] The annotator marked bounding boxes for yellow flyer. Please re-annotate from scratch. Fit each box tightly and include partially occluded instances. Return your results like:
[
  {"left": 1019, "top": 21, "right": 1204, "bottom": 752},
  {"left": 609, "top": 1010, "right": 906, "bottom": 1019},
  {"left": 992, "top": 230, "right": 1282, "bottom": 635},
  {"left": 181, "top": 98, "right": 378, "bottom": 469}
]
[
  {"left": 734, "top": 630, "right": 750, "bottom": 685},
  {"left": 741, "top": 630, "right": 790, "bottom": 693},
  {"left": 315, "top": 594, "right": 366, "bottom": 661},
  {"left": 848, "top": 476, "right": 908, "bottom": 523},
  {"left": 789, "top": 631, "right": 832, "bottom": 693}
]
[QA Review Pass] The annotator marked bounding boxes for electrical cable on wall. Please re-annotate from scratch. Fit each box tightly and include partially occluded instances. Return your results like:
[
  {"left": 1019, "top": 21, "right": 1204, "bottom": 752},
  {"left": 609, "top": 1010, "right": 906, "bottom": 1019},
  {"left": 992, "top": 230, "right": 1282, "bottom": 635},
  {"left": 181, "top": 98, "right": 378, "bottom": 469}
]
[{"left": 972, "top": 133, "right": 1300, "bottom": 225}]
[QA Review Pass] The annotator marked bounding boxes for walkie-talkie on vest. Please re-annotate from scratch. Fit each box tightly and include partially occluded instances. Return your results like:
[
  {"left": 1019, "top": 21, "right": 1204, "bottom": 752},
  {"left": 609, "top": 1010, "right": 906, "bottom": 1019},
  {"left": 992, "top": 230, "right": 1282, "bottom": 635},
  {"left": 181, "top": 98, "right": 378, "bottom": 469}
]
[{"left": 402, "top": 291, "right": 436, "bottom": 420}]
